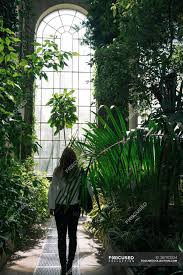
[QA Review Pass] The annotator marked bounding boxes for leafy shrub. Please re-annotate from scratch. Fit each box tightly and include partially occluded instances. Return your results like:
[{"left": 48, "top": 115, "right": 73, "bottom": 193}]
[
  {"left": 0, "top": 157, "right": 49, "bottom": 259},
  {"left": 76, "top": 106, "right": 183, "bottom": 255}
]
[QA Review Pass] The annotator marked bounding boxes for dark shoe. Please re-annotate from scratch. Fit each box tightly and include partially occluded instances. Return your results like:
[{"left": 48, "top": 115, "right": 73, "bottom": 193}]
[
  {"left": 67, "top": 260, "right": 73, "bottom": 275},
  {"left": 60, "top": 267, "right": 66, "bottom": 275}
]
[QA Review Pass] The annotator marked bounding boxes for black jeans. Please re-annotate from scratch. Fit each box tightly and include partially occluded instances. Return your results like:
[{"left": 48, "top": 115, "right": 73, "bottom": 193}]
[{"left": 54, "top": 203, "right": 81, "bottom": 271}]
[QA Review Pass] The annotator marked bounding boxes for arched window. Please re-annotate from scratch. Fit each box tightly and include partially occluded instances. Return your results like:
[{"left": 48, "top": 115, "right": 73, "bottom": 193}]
[{"left": 34, "top": 6, "right": 95, "bottom": 175}]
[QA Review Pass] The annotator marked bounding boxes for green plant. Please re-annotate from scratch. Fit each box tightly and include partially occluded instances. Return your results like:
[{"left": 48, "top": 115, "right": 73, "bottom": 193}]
[
  {"left": 84, "top": 0, "right": 118, "bottom": 48},
  {"left": 73, "top": 106, "right": 183, "bottom": 253},
  {"left": 0, "top": 20, "right": 73, "bottom": 160},
  {"left": 47, "top": 89, "right": 78, "bottom": 145},
  {"left": 85, "top": 0, "right": 183, "bottom": 111},
  {"left": 0, "top": 157, "right": 49, "bottom": 262}
]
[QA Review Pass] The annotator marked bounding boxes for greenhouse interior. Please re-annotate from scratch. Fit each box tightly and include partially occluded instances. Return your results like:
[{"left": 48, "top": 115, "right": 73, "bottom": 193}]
[{"left": 0, "top": 0, "right": 183, "bottom": 275}]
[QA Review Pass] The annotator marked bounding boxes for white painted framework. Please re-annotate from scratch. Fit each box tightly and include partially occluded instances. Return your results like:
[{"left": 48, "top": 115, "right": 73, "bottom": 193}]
[{"left": 34, "top": 5, "right": 95, "bottom": 175}]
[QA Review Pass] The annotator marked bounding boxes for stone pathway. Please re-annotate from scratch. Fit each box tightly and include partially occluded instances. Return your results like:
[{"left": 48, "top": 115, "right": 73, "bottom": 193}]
[
  {"left": 33, "top": 218, "right": 80, "bottom": 275},
  {"left": 0, "top": 215, "right": 118, "bottom": 275}
]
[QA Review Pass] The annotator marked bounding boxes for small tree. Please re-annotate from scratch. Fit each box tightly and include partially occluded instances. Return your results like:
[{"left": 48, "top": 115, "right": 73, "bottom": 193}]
[{"left": 47, "top": 89, "right": 78, "bottom": 146}]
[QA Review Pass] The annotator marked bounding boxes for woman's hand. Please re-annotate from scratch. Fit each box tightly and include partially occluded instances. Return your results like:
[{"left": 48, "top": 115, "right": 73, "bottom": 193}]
[{"left": 49, "top": 209, "right": 54, "bottom": 216}]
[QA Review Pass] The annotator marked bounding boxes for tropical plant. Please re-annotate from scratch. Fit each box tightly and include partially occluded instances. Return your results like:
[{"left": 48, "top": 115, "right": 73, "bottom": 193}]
[
  {"left": 72, "top": 105, "right": 183, "bottom": 251},
  {"left": 47, "top": 89, "right": 78, "bottom": 145}
]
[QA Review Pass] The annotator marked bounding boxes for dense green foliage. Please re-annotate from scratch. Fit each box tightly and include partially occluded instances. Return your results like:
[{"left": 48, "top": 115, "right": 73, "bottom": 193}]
[
  {"left": 0, "top": 0, "right": 33, "bottom": 58},
  {"left": 114, "top": 0, "right": 183, "bottom": 108},
  {"left": 94, "top": 42, "right": 129, "bottom": 116},
  {"left": 0, "top": 21, "right": 73, "bottom": 264},
  {"left": 85, "top": 0, "right": 183, "bottom": 111},
  {"left": 84, "top": 0, "right": 118, "bottom": 48},
  {"left": 0, "top": 0, "right": 24, "bottom": 31},
  {"left": 0, "top": 22, "right": 73, "bottom": 161},
  {"left": 73, "top": 106, "right": 183, "bottom": 259},
  {"left": 0, "top": 158, "right": 49, "bottom": 263},
  {"left": 47, "top": 89, "right": 78, "bottom": 144}
]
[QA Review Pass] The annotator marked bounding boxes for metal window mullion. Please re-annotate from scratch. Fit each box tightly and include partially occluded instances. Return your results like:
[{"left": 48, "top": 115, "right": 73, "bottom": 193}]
[
  {"left": 78, "top": 32, "right": 80, "bottom": 137},
  {"left": 71, "top": 32, "right": 74, "bottom": 137},
  {"left": 39, "top": 33, "right": 44, "bottom": 170},
  {"left": 58, "top": 11, "right": 65, "bottom": 32}
]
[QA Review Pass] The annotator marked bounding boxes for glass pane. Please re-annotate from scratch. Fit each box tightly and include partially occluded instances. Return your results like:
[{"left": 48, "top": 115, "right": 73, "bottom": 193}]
[
  {"left": 43, "top": 24, "right": 57, "bottom": 37},
  {"left": 60, "top": 15, "right": 74, "bottom": 27},
  {"left": 53, "top": 141, "right": 66, "bottom": 158},
  {"left": 49, "top": 16, "right": 62, "bottom": 29},
  {"left": 79, "top": 56, "right": 91, "bottom": 72},
  {"left": 79, "top": 73, "right": 91, "bottom": 89},
  {"left": 36, "top": 77, "right": 41, "bottom": 89},
  {"left": 61, "top": 72, "right": 72, "bottom": 88},
  {"left": 40, "top": 158, "right": 53, "bottom": 175},
  {"left": 43, "top": 11, "right": 59, "bottom": 23},
  {"left": 73, "top": 56, "right": 79, "bottom": 71},
  {"left": 56, "top": 27, "right": 65, "bottom": 36},
  {"left": 53, "top": 128, "right": 71, "bottom": 141},
  {"left": 54, "top": 38, "right": 61, "bottom": 50},
  {"left": 35, "top": 106, "right": 41, "bottom": 122},
  {"left": 73, "top": 39, "right": 79, "bottom": 53},
  {"left": 53, "top": 159, "right": 60, "bottom": 171},
  {"left": 72, "top": 17, "right": 82, "bottom": 31},
  {"left": 73, "top": 90, "right": 79, "bottom": 105},
  {"left": 79, "top": 90, "right": 90, "bottom": 106},
  {"left": 42, "top": 89, "right": 53, "bottom": 106},
  {"left": 35, "top": 88, "right": 41, "bottom": 105},
  {"left": 37, "top": 21, "right": 46, "bottom": 37},
  {"left": 64, "top": 26, "right": 71, "bottom": 32},
  {"left": 36, "top": 37, "right": 42, "bottom": 45},
  {"left": 78, "top": 107, "right": 90, "bottom": 123},
  {"left": 41, "top": 124, "right": 52, "bottom": 140},
  {"left": 61, "top": 32, "right": 72, "bottom": 52},
  {"left": 78, "top": 27, "right": 86, "bottom": 39},
  {"left": 42, "top": 66, "right": 53, "bottom": 72},
  {"left": 35, "top": 123, "right": 40, "bottom": 139},
  {"left": 79, "top": 43, "right": 90, "bottom": 56},
  {"left": 41, "top": 106, "right": 52, "bottom": 122},
  {"left": 42, "top": 72, "right": 53, "bottom": 88},
  {"left": 76, "top": 11, "right": 86, "bottom": 21},
  {"left": 62, "top": 57, "right": 72, "bottom": 72},
  {"left": 41, "top": 140, "right": 53, "bottom": 158},
  {"left": 91, "top": 106, "right": 97, "bottom": 122},
  {"left": 71, "top": 124, "right": 79, "bottom": 136},
  {"left": 73, "top": 72, "right": 79, "bottom": 89},
  {"left": 54, "top": 72, "right": 60, "bottom": 89}
]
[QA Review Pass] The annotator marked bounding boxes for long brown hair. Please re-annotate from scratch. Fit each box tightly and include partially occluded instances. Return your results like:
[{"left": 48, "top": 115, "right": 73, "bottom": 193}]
[{"left": 54, "top": 147, "right": 78, "bottom": 178}]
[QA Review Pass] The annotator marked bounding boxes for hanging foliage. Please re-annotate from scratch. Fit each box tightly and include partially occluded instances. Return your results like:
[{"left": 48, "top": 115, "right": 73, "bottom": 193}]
[{"left": 85, "top": 0, "right": 183, "bottom": 111}]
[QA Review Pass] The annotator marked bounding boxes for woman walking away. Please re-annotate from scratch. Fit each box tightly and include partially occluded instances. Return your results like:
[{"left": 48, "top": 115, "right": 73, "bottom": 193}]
[{"left": 48, "top": 147, "right": 92, "bottom": 275}]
